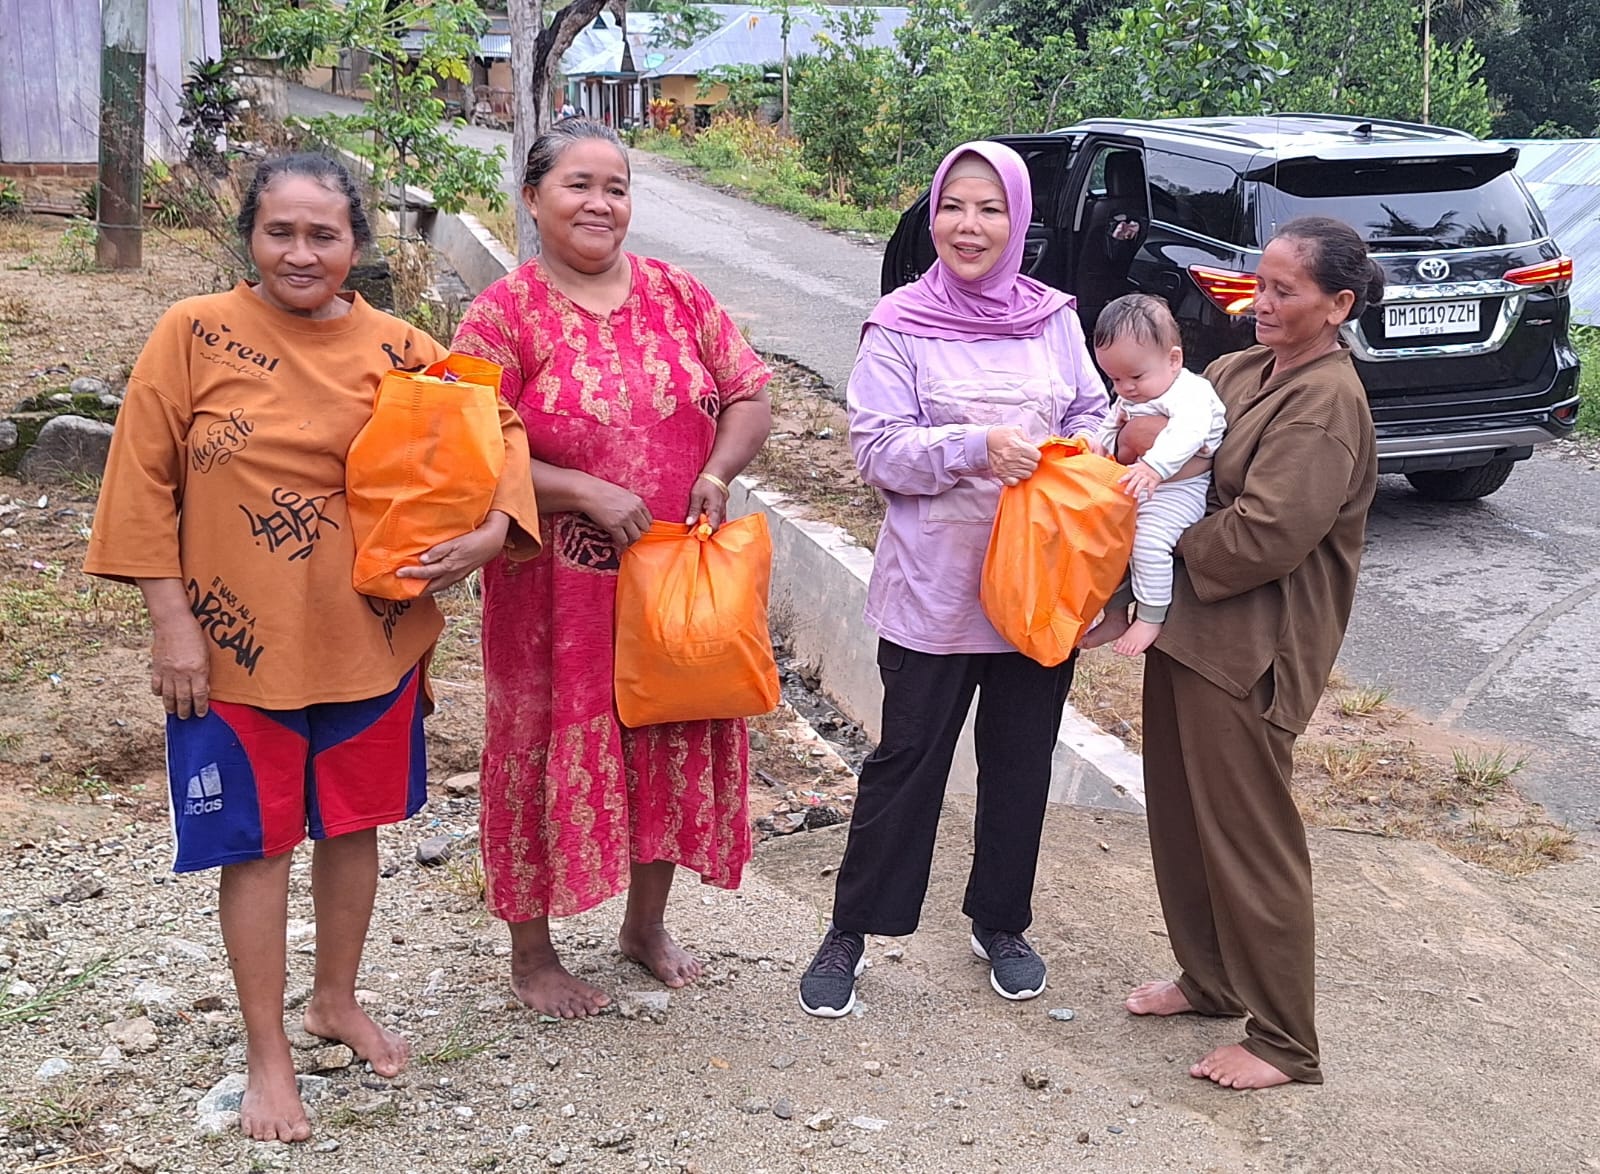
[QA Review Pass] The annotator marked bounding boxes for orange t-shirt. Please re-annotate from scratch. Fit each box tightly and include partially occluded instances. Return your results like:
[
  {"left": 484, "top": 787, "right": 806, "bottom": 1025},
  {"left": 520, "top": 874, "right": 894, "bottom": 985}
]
[{"left": 85, "top": 283, "right": 541, "bottom": 709}]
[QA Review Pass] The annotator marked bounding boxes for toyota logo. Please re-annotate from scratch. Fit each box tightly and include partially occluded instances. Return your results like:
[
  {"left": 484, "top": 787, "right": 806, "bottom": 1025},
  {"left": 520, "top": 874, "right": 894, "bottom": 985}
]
[{"left": 1416, "top": 257, "right": 1450, "bottom": 281}]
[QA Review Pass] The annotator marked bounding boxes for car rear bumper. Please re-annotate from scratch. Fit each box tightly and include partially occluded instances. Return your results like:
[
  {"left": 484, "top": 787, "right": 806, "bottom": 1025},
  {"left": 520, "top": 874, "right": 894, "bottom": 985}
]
[{"left": 1375, "top": 396, "right": 1578, "bottom": 473}]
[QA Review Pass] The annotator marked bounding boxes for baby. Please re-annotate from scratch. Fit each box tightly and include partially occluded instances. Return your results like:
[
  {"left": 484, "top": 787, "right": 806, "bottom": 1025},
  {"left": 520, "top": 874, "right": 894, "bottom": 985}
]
[{"left": 1081, "top": 294, "right": 1227, "bottom": 656}]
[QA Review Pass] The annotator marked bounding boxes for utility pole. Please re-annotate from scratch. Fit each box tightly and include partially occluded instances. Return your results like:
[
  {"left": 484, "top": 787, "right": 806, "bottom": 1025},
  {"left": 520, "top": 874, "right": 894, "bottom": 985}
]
[{"left": 97, "top": 0, "right": 148, "bottom": 270}]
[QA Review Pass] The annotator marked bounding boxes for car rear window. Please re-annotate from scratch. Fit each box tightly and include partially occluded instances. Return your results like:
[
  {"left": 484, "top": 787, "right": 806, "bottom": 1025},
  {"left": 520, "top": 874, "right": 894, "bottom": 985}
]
[{"left": 1258, "top": 159, "right": 1544, "bottom": 251}]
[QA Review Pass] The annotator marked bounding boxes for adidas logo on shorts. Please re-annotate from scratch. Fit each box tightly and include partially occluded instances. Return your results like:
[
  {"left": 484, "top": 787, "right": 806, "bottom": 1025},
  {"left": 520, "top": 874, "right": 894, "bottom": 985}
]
[{"left": 182, "top": 763, "right": 224, "bottom": 816}]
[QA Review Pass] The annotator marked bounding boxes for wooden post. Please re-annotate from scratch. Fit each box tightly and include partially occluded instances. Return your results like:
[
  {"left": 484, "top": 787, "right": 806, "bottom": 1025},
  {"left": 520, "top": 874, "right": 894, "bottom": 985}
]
[{"left": 96, "top": 0, "right": 148, "bottom": 270}]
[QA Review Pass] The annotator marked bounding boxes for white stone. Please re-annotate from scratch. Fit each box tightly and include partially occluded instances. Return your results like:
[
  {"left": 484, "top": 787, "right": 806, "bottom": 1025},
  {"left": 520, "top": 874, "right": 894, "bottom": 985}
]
[
  {"left": 35, "top": 1057, "right": 72, "bottom": 1080},
  {"left": 131, "top": 980, "right": 176, "bottom": 1007},
  {"left": 107, "top": 1016, "right": 159, "bottom": 1054}
]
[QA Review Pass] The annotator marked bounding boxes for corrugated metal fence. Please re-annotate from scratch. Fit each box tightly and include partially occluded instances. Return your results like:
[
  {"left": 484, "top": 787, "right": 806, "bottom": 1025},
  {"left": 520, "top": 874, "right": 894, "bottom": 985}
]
[{"left": 1512, "top": 139, "right": 1600, "bottom": 327}]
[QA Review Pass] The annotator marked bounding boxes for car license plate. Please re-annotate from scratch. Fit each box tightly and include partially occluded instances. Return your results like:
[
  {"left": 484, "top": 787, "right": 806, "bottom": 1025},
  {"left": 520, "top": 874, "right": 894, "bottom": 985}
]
[{"left": 1385, "top": 300, "right": 1480, "bottom": 338}]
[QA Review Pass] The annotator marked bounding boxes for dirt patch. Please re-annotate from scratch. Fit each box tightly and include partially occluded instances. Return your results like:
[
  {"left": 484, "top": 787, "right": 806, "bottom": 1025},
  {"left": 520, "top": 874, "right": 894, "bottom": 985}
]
[{"left": 750, "top": 355, "right": 1579, "bottom": 875}]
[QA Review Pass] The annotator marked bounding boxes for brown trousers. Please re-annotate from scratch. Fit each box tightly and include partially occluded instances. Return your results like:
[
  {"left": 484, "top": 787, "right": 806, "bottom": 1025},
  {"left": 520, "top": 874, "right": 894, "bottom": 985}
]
[{"left": 1142, "top": 649, "right": 1322, "bottom": 1083}]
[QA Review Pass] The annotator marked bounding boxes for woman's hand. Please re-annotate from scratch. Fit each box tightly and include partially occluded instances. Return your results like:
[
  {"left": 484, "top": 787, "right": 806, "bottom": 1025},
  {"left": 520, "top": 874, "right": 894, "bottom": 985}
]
[
  {"left": 150, "top": 615, "right": 211, "bottom": 720},
  {"left": 686, "top": 472, "right": 730, "bottom": 528},
  {"left": 582, "top": 478, "right": 653, "bottom": 549},
  {"left": 986, "top": 425, "right": 1042, "bottom": 487},
  {"left": 397, "top": 511, "right": 512, "bottom": 595}
]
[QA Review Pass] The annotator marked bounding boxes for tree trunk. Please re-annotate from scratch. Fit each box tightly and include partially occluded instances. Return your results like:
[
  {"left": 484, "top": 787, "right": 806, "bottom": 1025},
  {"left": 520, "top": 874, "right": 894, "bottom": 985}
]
[
  {"left": 97, "top": 0, "right": 148, "bottom": 270},
  {"left": 509, "top": 0, "right": 545, "bottom": 260},
  {"left": 510, "top": 0, "right": 617, "bottom": 262}
]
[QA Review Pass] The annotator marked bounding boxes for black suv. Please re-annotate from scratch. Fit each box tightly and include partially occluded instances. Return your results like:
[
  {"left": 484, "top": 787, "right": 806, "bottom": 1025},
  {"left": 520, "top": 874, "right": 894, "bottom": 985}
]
[{"left": 882, "top": 115, "right": 1581, "bottom": 501}]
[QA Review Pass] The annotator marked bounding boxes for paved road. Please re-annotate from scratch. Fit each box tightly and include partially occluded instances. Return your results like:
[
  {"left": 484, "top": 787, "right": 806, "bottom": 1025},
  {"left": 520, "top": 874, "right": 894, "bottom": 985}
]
[{"left": 290, "top": 89, "right": 1600, "bottom": 833}]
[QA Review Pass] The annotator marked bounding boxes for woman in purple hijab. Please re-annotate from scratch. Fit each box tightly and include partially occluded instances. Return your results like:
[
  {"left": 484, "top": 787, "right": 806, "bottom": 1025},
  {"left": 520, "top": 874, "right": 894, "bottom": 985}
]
[{"left": 798, "top": 141, "right": 1110, "bottom": 1017}]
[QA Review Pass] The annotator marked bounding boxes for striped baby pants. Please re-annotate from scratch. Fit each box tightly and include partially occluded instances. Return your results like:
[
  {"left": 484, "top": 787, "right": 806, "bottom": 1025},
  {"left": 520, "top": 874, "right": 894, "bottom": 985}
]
[{"left": 1129, "top": 473, "right": 1211, "bottom": 622}]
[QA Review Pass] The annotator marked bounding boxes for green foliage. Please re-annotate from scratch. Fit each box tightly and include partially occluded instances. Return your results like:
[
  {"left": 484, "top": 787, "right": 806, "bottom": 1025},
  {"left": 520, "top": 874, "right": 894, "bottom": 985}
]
[
  {"left": 978, "top": 0, "right": 1116, "bottom": 48},
  {"left": 0, "top": 178, "right": 21, "bottom": 217},
  {"left": 1477, "top": 0, "right": 1600, "bottom": 137},
  {"left": 791, "top": 8, "right": 893, "bottom": 200},
  {"left": 699, "top": 63, "right": 783, "bottom": 118},
  {"left": 1573, "top": 324, "right": 1600, "bottom": 437},
  {"left": 1100, "top": 0, "right": 1293, "bottom": 118},
  {"left": 269, "top": 0, "right": 507, "bottom": 216}
]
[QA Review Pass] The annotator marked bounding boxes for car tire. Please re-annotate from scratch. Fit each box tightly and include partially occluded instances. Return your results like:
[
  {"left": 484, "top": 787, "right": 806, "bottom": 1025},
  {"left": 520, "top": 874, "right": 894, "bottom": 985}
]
[{"left": 1404, "top": 459, "right": 1516, "bottom": 502}]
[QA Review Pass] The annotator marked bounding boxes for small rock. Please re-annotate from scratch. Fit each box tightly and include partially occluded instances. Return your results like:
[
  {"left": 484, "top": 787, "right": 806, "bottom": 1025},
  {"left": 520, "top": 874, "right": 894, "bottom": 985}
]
[
  {"left": 442, "top": 772, "right": 480, "bottom": 798},
  {"left": 805, "top": 1110, "right": 836, "bottom": 1132},
  {"left": 0, "top": 420, "right": 17, "bottom": 452},
  {"left": 594, "top": 1127, "right": 633, "bottom": 1148},
  {"left": 1108, "top": 1125, "right": 1124, "bottom": 1135},
  {"left": 882, "top": 946, "right": 904, "bottom": 963},
  {"left": 740, "top": 1097, "right": 770, "bottom": 1114},
  {"left": 511, "top": 1124, "right": 534, "bottom": 1141},
  {"left": 197, "top": 1074, "right": 249, "bottom": 1116},
  {"left": 35, "top": 1057, "right": 72, "bottom": 1081},
  {"left": 299, "top": 1045, "right": 354, "bottom": 1073},
  {"left": 314, "top": 1140, "right": 340, "bottom": 1153},
  {"left": 20, "top": 416, "right": 116, "bottom": 484},
  {"left": 70, "top": 376, "right": 110, "bottom": 397},
  {"left": 416, "top": 836, "right": 454, "bottom": 867},
  {"left": 772, "top": 1097, "right": 794, "bottom": 1121},
  {"left": 1076, "top": 1131, "right": 1091, "bottom": 1144},
  {"left": 99, "top": 1044, "right": 124, "bottom": 1065},
  {"left": 770, "top": 1053, "right": 796, "bottom": 1070},
  {"left": 162, "top": 936, "right": 211, "bottom": 962},
  {"left": 122, "top": 1151, "right": 161, "bottom": 1173},
  {"left": 453, "top": 1106, "right": 475, "bottom": 1120},
  {"left": 863, "top": 1060, "right": 883, "bottom": 1077},
  {"left": 960, "top": 1132, "right": 975, "bottom": 1145},
  {"left": 1129, "top": 1093, "right": 1145, "bottom": 1108},
  {"left": 107, "top": 1016, "right": 159, "bottom": 1054},
  {"left": 508, "top": 1082, "right": 538, "bottom": 1110},
  {"left": 50, "top": 875, "right": 105, "bottom": 904},
  {"left": 546, "top": 1149, "right": 569, "bottom": 1167},
  {"left": 616, "top": 989, "right": 670, "bottom": 1023},
  {"left": 1021, "top": 1067, "right": 1050, "bottom": 1091},
  {"left": 194, "top": 1111, "right": 238, "bottom": 1138},
  {"left": 1048, "top": 1007, "right": 1076, "bottom": 1022},
  {"left": 8, "top": 978, "right": 39, "bottom": 999},
  {"left": 284, "top": 920, "right": 317, "bottom": 945},
  {"left": 559, "top": 1103, "right": 576, "bottom": 1118},
  {"left": 192, "top": 994, "right": 225, "bottom": 1013},
  {"left": 130, "top": 980, "right": 176, "bottom": 1007},
  {"left": 343, "top": 1090, "right": 395, "bottom": 1117},
  {"left": 478, "top": 995, "right": 512, "bottom": 1012},
  {"left": 849, "top": 1116, "right": 888, "bottom": 1132}
]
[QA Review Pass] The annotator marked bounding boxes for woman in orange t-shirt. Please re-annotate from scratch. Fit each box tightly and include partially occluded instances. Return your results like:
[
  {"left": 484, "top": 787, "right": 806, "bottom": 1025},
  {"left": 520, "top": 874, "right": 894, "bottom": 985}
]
[{"left": 86, "top": 154, "right": 540, "bottom": 1144}]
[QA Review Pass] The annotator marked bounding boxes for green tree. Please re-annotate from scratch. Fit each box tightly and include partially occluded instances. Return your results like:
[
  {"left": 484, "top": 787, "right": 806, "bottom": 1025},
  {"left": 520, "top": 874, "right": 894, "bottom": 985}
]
[
  {"left": 790, "top": 8, "right": 892, "bottom": 200},
  {"left": 1476, "top": 0, "right": 1600, "bottom": 136},
  {"left": 1094, "top": 0, "right": 1294, "bottom": 118},
  {"left": 253, "top": 0, "right": 506, "bottom": 217},
  {"left": 977, "top": 0, "right": 1115, "bottom": 48}
]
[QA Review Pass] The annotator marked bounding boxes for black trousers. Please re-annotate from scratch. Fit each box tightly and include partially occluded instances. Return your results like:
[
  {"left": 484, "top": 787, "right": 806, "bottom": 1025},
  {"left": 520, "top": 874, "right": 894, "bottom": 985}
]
[{"left": 831, "top": 639, "right": 1077, "bottom": 937}]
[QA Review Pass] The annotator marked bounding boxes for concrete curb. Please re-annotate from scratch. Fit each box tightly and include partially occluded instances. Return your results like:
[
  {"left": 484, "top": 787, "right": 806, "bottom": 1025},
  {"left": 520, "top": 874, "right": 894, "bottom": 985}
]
[{"left": 425, "top": 208, "right": 1146, "bottom": 815}]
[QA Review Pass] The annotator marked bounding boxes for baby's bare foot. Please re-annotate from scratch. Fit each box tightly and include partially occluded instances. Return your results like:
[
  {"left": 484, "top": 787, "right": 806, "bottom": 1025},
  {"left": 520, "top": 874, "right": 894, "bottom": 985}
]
[{"left": 1113, "top": 618, "right": 1163, "bottom": 657}]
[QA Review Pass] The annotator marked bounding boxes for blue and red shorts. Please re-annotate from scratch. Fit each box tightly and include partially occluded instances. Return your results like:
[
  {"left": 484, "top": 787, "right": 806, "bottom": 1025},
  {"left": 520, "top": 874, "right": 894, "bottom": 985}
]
[{"left": 164, "top": 667, "right": 428, "bottom": 873}]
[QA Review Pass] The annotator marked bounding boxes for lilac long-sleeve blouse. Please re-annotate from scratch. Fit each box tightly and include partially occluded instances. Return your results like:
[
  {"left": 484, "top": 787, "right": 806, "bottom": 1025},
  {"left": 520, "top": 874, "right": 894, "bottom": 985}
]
[{"left": 848, "top": 306, "right": 1110, "bottom": 656}]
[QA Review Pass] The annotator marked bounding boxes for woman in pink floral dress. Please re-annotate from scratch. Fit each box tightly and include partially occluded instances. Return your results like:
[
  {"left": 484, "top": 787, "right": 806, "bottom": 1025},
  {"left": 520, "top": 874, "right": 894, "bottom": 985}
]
[{"left": 453, "top": 120, "right": 772, "bottom": 1017}]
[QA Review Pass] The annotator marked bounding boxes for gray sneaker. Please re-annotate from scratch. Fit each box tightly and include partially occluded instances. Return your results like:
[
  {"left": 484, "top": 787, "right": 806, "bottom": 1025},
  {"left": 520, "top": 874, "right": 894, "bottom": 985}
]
[
  {"left": 798, "top": 924, "right": 866, "bottom": 1018},
  {"left": 971, "top": 924, "right": 1047, "bottom": 1000}
]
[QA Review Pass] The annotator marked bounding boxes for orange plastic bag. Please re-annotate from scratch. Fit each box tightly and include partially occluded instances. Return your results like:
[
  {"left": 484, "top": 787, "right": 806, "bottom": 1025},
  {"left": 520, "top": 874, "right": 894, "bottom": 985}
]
[
  {"left": 614, "top": 513, "right": 781, "bottom": 728},
  {"left": 980, "top": 435, "right": 1138, "bottom": 667},
  {"left": 347, "top": 354, "right": 506, "bottom": 600}
]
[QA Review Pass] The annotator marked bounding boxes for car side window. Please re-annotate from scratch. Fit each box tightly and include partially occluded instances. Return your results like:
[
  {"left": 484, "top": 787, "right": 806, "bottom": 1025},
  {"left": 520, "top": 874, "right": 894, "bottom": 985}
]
[
  {"left": 1146, "top": 150, "right": 1244, "bottom": 244},
  {"left": 1011, "top": 143, "right": 1067, "bottom": 226}
]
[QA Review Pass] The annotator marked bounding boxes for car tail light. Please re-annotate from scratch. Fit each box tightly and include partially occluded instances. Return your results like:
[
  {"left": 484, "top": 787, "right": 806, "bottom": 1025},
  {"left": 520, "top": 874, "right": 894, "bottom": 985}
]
[
  {"left": 1188, "top": 265, "right": 1256, "bottom": 315},
  {"left": 1505, "top": 256, "right": 1573, "bottom": 293}
]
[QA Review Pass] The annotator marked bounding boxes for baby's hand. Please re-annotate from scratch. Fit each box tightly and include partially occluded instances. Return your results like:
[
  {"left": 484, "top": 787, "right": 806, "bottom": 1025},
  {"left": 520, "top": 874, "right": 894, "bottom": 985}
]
[{"left": 1119, "top": 461, "right": 1162, "bottom": 502}]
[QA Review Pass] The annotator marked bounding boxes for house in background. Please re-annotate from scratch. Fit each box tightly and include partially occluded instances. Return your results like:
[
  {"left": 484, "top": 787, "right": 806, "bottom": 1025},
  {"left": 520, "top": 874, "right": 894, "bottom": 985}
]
[{"left": 0, "top": 0, "right": 222, "bottom": 179}]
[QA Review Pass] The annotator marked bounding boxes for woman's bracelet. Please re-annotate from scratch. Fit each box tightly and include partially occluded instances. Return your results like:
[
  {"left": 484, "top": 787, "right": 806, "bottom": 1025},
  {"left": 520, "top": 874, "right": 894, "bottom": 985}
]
[{"left": 696, "top": 471, "right": 730, "bottom": 496}]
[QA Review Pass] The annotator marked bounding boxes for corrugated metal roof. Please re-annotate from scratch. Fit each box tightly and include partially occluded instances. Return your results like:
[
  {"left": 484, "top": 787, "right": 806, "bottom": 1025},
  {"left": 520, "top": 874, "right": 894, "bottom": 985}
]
[
  {"left": 1506, "top": 139, "right": 1600, "bottom": 325},
  {"left": 640, "top": 6, "right": 909, "bottom": 78}
]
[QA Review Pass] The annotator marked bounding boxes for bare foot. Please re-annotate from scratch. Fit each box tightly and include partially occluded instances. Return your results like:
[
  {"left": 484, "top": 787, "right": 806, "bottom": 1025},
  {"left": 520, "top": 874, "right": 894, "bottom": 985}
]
[
  {"left": 1125, "top": 979, "right": 1196, "bottom": 1016},
  {"left": 511, "top": 947, "right": 611, "bottom": 1018},
  {"left": 619, "top": 922, "right": 703, "bottom": 988},
  {"left": 1113, "top": 618, "right": 1162, "bottom": 657},
  {"left": 1080, "top": 608, "right": 1131, "bottom": 650},
  {"left": 1190, "top": 1043, "right": 1294, "bottom": 1089},
  {"left": 240, "top": 1036, "right": 311, "bottom": 1143},
  {"left": 304, "top": 994, "right": 411, "bottom": 1078}
]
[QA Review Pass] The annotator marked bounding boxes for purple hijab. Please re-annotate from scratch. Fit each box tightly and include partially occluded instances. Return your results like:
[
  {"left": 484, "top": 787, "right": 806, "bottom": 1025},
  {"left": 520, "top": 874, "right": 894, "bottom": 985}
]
[{"left": 864, "top": 140, "right": 1073, "bottom": 342}]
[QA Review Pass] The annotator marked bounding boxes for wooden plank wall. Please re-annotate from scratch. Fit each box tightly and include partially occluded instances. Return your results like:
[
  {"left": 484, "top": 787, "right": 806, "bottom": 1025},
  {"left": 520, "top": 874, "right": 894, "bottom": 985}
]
[
  {"left": 0, "top": 0, "right": 220, "bottom": 165},
  {"left": 0, "top": 0, "right": 102, "bottom": 164}
]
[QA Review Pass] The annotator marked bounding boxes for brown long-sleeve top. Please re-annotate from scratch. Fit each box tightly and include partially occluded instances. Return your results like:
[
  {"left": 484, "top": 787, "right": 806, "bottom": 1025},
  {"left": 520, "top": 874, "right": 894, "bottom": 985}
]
[{"left": 1156, "top": 344, "right": 1377, "bottom": 734}]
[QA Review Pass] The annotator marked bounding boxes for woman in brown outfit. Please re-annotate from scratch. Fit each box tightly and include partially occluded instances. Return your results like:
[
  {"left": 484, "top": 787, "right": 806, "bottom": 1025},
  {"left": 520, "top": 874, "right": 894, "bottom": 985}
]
[{"left": 1124, "top": 216, "right": 1383, "bottom": 1089}]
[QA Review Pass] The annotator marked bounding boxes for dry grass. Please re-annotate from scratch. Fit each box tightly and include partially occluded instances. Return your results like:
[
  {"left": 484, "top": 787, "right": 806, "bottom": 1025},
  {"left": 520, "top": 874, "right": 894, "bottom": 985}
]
[
  {"left": 1069, "top": 649, "right": 1144, "bottom": 751},
  {"left": 0, "top": 1077, "right": 113, "bottom": 1153},
  {"left": 1336, "top": 683, "right": 1392, "bottom": 718},
  {"left": 0, "top": 292, "right": 32, "bottom": 324},
  {"left": 463, "top": 194, "right": 517, "bottom": 254}
]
